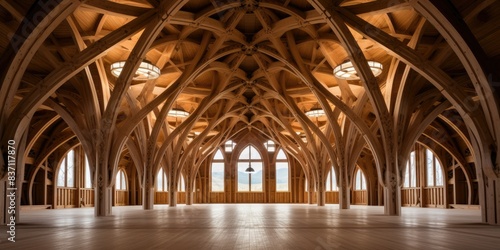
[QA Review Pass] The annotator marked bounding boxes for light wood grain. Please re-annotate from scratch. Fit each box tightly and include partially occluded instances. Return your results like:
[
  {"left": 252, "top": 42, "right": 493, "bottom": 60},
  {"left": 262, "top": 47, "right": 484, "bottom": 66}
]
[{"left": 2, "top": 204, "right": 499, "bottom": 249}]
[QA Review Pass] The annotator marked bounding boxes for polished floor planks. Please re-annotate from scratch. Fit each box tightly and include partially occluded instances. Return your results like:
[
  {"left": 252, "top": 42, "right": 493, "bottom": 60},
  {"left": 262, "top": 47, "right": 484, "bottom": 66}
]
[{"left": 2, "top": 204, "right": 500, "bottom": 249}]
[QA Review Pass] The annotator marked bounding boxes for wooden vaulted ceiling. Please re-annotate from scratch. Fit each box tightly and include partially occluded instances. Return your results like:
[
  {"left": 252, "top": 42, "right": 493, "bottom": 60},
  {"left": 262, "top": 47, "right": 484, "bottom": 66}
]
[{"left": 1, "top": 0, "right": 499, "bottom": 175}]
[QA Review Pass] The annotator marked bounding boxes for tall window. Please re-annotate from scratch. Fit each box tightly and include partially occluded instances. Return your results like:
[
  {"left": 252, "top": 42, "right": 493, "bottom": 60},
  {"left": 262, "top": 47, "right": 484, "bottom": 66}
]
[
  {"left": 156, "top": 168, "right": 168, "bottom": 192},
  {"left": 115, "top": 169, "right": 127, "bottom": 190},
  {"left": 211, "top": 149, "right": 225, "bottom": 192},
  {"left": 57, "top": 149, "right": 75, "bottom": 187},
  {"left": 275, "top": 149, "right": 289, "bottom": 191},
  {"left": 403, "top": 151, "right": 417, "bottom": 188},
  {"left": 178, "top": 174, "right": 185, "bottom": 191},
  {"left": 84, "top": 155, "right": 92, "bottom": 188},
  {"left": 237, "top": 145, "right": 263, "bottom": 191},
  {"left": 325, "top": 166, "right": 338, "bottom": 191},
  {"left": 354, "top": 168, "right": 367, "bottom": 191},
  {"left": 426, "top": 148, "right": 444, "bottom": 186}
]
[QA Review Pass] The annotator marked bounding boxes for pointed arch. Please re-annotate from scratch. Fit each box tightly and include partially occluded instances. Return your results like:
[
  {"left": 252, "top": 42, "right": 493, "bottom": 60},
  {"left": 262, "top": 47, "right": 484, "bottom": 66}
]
[
  {"left": 237, "top": 145, "right": 263, "bottom": 192},
  {"left": 57, "top": 149, "right": 75, "bottom": 187},
  {"left": 354, "top": 168, "right": 367, "bottom": 191},
  {"left": 115, "top": 169, "right": 127, "bottom": 191},
  {"left": 156, "top": 168, "right": 168, "bottom": 192},
  {"left": 326, "top": 166, "right": 338, "bottom": 191},
  {"left": 211, "top": 149, "right": 225, "bottom": 192},
  {"left": 276, "top": 149, "right": 289, "bottom": 192}
]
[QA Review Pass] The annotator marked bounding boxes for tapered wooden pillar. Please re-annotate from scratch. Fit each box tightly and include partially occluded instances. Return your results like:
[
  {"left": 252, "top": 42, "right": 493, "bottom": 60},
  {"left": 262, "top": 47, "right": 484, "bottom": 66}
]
[
  {"left": 383, "top": 169, "right": 401, "bottom": 216},
  {"left": 479, "top": 176, "right": 500, "bottom": 225},
  {"left": 142, "top": 170, "right": 154, "bottom": 210},
  {"left": 339, "top": 185, "right": 350, "bottom": 209},
  {"left": 317, "top": 179, "right": 326, "bottom": 206},
  {"left": 308, "top": 177, "right": 315, "bottom": 204},
  {"left": 94, "top": 158, "right": 111, "bottom": 216},
  {"left": 339, "top": 168, "right": 350, "bottom": 209},
  {"left": 95, "top": 185, "right": 112, "bottom": 216},
  {"left": 186, "top": 187, "right": 193, "bottom": 205},
  {"left": 169, "top": 189, "right": 178, "bottom": 207}
]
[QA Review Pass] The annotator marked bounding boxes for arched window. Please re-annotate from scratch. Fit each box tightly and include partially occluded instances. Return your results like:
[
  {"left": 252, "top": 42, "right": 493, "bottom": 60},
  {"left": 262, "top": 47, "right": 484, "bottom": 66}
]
[
  {"left": 178, "top": 174, "right": 185, "bottom": 191},
  {"left": 354, "top": 168, "right": 367, "bottom": 191},
  {"left": 211, "top": 149, "right": 225, "bottom": 192},
  {"left": 426, "top": 148, "right": 444, "bottom": 186},
  {"left": 115, "top": 169, "right": 127, "bottom": 190},
  {"left": 326, "top": 166, "right": 338, "bottom": 191},
  {"left": 275, "top": 149, "right": 289, "bottom": 192},
  {"left": 156, "top": 168, "right": 168, "bottom": 192},
  {"left": 84, "top": 155, "right": 92, "bottom": 188},
  {"left": 57, "top": 149, "right": 75, "bottom": 187},
  {"left": 403, "top": 151, "right": 416, "bottom": 188},
  {"left": 237, "top": 145, "right": 263, "bottom": 192}
]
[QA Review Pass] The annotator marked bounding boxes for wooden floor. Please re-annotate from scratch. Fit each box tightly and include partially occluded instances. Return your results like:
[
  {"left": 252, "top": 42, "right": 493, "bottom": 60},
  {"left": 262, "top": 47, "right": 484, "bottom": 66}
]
[{"left": 2, "top": 204, "right": 500, "bottom": 249}]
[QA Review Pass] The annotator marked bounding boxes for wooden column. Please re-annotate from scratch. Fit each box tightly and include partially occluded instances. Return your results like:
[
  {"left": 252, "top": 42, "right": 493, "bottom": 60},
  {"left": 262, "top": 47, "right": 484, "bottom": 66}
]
[
  {"left": 307, "top": 174, "right": 315, "bottom": 204},
  {"left": 316, "top": 182, "right": 326, "bottom": 206},
  {"left": 185, "top": 186, "right": 193, "bottom": 205},
  {"left": 339, "top": 168, "right": 350, "bottom": 209},
  {"left": 94, "top": 151, "right": 111, "bottom": 216},
  {"left": 168, "top": 172, "right": 178, "bottom": 207},
  {"left": 142, "top": 169, "right": 154, "bottom": 210},
  {"left": 383, "top": 163, "right": 401, "bottom": 216}
]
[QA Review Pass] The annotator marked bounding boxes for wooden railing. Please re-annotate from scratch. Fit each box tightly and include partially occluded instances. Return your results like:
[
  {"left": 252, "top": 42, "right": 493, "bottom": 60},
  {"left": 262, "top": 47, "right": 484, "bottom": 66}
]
[
  {"left": 56, "top": 187, "right": 77, "bottom": 208},
  {"left": 401, "top": 188, "right": 420, "bottom": 206},
  {"left": 423, "top": 186, "right": 445, "bottom": 208},
  {"left": 80, "top": 188, "right": 94, "bottom": 207}
]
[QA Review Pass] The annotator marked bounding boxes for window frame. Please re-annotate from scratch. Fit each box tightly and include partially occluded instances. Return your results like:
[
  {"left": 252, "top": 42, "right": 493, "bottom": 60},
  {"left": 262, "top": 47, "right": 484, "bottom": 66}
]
[
  {"left": 156, "top": 168, "right": 168, "bottom": 192},
  {"left": 84, "top": 155, "right": 92, "bottom": 189},
  {"left": 326, "top": 166, "right": 338, "bottom": 191},
  {"left": 403, "top": 151, "right": 417, "bottom": 188},
  {"left": 275, "top": 149, "right": 289, "bottom": 192},
  {"left": 211, "top": 149, "right": 225, "bottom": 192},
  {"left": 57, "top": 149, "right": 76, "bottom": 188},
  {"left": 115, "top": 169, "right": 127, "bottom": 191},
  {"left": 425, "top": 148, "right": 444, "bottom": 187},
  {"left": 353, "top": 168, "right": 367, "bottom": 191},
  {"left": 237, "top": 145, "right": 263, "bottom": 192}
]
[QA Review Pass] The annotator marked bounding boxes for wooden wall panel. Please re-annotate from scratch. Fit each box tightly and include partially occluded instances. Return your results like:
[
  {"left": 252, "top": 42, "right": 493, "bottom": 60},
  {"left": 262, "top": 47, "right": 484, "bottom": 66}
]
[
  {"left": 115, "top": 191, "right": 129, "bottom": 206},
  {"left": 177, "top": 192, "right": 186, "bottom": 204},
  {"left": 155, "top": 192, "right": 169, "bottom": 204},
  {"left": 153, "top": 192, "right": 188, "bottom": 204},
  {"left": 236, "top": 192, "right": 265, "bottom": 203},
  {"left": 210, "top": 192, "right": 226, "bottom": 203},
  {"left": 352, "top": 190, "right": 367, "bottom": 205},
  {"left": 325, "top": 191, "right": 339, "bottom": 204},
  {"left": 275, "top": 192, "right": 291, "bottom": 203}
]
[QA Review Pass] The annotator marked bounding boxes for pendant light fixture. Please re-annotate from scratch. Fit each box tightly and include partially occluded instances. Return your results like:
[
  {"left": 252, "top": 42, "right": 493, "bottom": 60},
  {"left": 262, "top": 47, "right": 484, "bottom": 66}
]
[
  {"left": 333, "top": 60, "right": 383, "bottom": 80},
  {"left": 110, "top": 60, "right": 161, "bottom": 80},
  {"left": 245, "top": 146, "right": 255, "bottom": 173}
]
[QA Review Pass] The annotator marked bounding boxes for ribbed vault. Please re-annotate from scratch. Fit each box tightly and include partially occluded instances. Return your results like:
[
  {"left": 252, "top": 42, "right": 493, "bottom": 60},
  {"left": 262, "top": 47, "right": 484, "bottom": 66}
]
[{"left": 1, "top": 0, "right": 499, "bottom": 224}]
